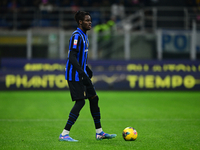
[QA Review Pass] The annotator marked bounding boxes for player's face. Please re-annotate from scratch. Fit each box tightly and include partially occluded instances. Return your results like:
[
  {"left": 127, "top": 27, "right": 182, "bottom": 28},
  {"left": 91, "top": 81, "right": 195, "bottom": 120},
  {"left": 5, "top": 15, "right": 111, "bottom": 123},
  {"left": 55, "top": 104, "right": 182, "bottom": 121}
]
[{"left": 81, "top": 15, "right": 92, "bottom": 31}]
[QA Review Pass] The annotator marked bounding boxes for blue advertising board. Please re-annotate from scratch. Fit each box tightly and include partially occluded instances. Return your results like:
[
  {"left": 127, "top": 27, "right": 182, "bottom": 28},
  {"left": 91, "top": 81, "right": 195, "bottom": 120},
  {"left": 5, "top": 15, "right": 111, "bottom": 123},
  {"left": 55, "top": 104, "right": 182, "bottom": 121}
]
[
  {"left": 161, "top": 30, "right": 200, "bottom": 53},
  {"left": 0, "top": 58, "right": 200, "bottom": 90}
]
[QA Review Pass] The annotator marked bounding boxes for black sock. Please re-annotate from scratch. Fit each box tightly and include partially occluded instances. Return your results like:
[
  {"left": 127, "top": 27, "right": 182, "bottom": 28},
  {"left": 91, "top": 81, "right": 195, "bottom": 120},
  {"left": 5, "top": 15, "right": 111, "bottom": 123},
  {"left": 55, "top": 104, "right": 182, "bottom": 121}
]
[
  {"left": 89, "top": 96, "right": 101, "bottom": 129},
  {"left": 64, "top": 100, "right": 85, "bottom": 131}
]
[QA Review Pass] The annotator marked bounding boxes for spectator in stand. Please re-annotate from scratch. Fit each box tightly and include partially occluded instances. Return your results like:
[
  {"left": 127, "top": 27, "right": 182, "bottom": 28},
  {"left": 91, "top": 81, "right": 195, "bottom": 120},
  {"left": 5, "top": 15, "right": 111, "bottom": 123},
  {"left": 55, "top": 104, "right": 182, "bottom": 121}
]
[
  {"left": 195, "top": 0, "right": 200, "bottom": 22},
  {"left": 71, "top": 0, "right": 80, "bottom": 12},
  {"left": 111, "top": 0, "right": 125, "bottom": 22},
  {"left": 39, "top": 0, "right": 53, "bottom": 12},
  {"left": 6, "top": 0, "right": 20, "bottom": 29},
  {"left": 90, "top": 2, "right": 101, "bottom": 26},
  {"left": 38, "top": 0, "right": 54, "bottom": 27},
  {"left": 7, "top": 0, "right": 19, "bottom": 10}
]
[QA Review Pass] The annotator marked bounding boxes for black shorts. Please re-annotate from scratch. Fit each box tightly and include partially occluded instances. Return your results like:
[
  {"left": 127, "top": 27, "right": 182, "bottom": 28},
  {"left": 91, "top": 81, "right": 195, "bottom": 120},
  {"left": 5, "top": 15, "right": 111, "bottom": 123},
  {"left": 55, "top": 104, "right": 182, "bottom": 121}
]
[{"left": 67, "top": 81, "right": 96, "bottom": 101}]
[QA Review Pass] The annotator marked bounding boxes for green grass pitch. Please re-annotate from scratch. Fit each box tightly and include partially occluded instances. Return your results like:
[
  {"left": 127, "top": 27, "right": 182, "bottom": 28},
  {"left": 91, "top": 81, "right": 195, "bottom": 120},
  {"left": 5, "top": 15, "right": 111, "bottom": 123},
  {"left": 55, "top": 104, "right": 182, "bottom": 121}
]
[{"left": 0, "top": 91, "right": 200, "bottom": 150}]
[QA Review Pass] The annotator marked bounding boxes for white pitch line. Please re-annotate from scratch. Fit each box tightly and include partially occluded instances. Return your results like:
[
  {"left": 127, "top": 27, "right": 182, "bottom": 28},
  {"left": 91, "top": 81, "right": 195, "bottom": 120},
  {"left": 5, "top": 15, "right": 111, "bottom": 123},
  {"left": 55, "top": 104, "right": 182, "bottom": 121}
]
[{"left": 0, "top": 119, "right": 199, "bottom": 122}]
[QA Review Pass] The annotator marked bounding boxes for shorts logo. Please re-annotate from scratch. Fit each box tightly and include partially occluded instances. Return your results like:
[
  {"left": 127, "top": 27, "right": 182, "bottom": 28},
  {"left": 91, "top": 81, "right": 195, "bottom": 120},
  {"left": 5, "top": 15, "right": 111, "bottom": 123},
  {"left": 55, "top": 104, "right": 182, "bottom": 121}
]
[{"left": 74, "top": 40, "right": 78, "bottom": 45}]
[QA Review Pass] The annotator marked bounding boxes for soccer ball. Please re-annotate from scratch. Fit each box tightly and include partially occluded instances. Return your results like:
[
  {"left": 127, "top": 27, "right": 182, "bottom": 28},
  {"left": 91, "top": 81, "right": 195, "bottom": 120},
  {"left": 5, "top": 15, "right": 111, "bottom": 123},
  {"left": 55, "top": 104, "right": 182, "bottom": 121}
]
[{"left": 122, "top": 127, "right": 138, "bottom": 141}]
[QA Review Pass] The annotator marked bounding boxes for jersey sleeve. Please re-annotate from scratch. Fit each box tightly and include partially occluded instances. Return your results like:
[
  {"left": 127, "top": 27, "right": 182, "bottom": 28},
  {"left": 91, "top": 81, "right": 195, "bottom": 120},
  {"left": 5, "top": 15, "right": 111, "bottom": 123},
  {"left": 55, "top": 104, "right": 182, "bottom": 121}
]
[
  {"left": 69, "top": 33, "right": 81, "bottom": 52},
  {"left": 68, "top": 50, "right": 85, "bottom": 74}
]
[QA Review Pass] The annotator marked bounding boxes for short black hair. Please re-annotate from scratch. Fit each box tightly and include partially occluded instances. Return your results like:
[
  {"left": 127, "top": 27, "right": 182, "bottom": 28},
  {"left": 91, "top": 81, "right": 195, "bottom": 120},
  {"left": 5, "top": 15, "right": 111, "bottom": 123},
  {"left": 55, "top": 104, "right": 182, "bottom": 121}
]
[{"left": 74, "top": 11, "right": 91, "bottom": 25}]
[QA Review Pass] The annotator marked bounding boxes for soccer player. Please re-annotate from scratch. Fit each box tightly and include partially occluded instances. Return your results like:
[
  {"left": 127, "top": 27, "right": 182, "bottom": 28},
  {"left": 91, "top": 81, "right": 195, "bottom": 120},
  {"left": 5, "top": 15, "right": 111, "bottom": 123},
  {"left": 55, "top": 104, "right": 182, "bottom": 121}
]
[{"left": 59, "top": 11, "right": 117, "bottom": 142}]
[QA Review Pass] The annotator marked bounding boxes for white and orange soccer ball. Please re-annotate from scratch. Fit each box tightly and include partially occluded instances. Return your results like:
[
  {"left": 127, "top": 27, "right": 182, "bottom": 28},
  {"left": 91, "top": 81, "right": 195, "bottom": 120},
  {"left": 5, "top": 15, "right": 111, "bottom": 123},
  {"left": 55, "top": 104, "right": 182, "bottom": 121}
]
[{"left": 122, "top": 127, "right": 138, "bottom": 141}]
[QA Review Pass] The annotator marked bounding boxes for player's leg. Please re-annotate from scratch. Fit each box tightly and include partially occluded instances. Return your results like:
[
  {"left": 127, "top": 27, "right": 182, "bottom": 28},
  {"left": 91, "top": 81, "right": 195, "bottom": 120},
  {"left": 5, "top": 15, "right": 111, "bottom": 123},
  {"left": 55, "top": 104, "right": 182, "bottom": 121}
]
[
  {"left": 64, "top": 100, "right": 85, "bottom": 132},
  {"left": 89, "top": 95, "right": 101, "bottom": 129},
  {"left": 87, "top": 86, "right": 117, "bottom": 140},
  {"left": 59, "top": 100, "right": 85, "bottom": 142},
  {"left": 59, "top": 81, "right": 86, "bottom": 142}
]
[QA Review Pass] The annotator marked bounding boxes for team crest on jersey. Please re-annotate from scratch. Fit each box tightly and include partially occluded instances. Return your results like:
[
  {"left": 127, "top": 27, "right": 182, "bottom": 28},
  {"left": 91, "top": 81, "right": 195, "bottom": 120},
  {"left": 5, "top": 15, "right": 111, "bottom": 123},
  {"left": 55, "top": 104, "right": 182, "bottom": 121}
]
[{"left": 74, "top": 39, "right": 78, "bottom": 45}]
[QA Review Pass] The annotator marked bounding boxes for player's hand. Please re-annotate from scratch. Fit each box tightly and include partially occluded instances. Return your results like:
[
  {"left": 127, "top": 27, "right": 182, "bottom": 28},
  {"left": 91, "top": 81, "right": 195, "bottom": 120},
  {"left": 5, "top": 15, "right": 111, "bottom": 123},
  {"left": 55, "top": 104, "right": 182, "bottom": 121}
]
[
  {"left": 86, "top": 65, "right": 93, "bottom": 78},
  {"left": 80, "top": 72, "right": 92, "bottom": 86}
]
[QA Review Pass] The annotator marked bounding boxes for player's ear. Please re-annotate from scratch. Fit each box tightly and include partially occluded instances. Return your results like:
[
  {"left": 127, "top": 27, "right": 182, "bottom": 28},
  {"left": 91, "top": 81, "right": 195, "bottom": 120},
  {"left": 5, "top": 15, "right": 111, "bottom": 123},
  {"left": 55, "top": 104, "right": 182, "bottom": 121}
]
[{"left": 79, "top": 20, "right": 82, "bottom": 25}]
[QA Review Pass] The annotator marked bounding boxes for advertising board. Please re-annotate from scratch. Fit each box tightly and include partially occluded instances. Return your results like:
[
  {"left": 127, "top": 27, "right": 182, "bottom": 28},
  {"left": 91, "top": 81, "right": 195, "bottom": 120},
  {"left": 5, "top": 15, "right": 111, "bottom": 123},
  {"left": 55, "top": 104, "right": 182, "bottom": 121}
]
[{"left": 1, "top": 59, "right": 200, "bottom": 90}]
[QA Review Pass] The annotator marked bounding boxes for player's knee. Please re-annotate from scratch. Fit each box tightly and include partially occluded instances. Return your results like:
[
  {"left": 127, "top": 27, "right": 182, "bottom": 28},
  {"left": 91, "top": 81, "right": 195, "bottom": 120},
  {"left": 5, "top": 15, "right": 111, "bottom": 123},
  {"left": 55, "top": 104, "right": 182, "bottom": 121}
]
[
  {"left": 89, "top": 95, "right": 99, "bottom": 105},
  {"left": 76, "top": 99, "right": 85, "bottom": 107},
  {"left": 93, "top": 95, "right": 99, "bottom": 101}
]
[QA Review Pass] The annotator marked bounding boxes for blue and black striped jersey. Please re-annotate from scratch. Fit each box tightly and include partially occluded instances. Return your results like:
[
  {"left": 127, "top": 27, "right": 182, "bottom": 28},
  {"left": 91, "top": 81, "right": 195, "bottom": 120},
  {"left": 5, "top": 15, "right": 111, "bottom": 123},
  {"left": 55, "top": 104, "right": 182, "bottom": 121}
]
[{"left": 65, "top": 28, "right": 89, "bottom": 81}]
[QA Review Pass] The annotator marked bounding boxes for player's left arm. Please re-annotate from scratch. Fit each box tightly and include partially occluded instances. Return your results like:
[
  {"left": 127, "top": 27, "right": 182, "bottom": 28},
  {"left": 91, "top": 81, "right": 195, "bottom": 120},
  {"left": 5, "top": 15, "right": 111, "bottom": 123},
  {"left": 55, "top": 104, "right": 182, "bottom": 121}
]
[{"left": 86, "top": 65, "right": 93, "bottom": 79}]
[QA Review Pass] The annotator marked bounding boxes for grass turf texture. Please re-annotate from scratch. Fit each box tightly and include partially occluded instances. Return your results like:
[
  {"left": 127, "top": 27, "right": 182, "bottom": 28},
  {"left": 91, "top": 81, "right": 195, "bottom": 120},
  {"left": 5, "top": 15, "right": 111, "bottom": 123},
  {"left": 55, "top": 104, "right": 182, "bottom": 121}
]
[{"left": 0, "top": 91, "right": 200, "bottom": 150}]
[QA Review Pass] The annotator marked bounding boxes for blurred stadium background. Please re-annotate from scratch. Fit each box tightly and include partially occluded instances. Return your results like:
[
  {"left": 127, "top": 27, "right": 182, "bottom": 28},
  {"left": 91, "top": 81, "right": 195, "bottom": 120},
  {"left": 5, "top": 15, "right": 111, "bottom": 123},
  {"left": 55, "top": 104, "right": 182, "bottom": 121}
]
[
  {"left": 0, "top": 0, "right": 200, "bottom": 90},
  {"left": 1, "top": 1, "right": 200, "bottom": 149}
]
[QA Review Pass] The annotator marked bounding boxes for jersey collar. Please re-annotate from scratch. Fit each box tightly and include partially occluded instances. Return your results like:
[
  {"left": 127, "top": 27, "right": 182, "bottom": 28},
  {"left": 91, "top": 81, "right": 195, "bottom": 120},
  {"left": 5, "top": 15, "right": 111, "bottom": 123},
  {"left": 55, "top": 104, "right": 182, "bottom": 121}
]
[{"left": 77, "top": 28, "right": 87, "bottom": 36}]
